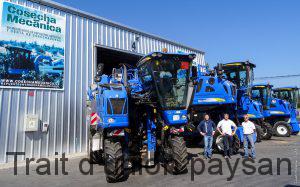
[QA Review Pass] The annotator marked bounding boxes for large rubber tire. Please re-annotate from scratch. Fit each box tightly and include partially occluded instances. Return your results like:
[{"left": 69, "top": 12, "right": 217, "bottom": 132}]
[
  {"left": 88, "top": 136, "right": 103, "bottom": 164},
  {"left": 273, "top": 121, "right": 291, "bottom": 137},
  {"left": 104, "top": 139, "right": 125, "bottom": 183},
  {"left": 89, "top": 150, "right": 103, "bottom": 164},
  {"left": 170, "top": 136, "right": 188, "bottom": 174},
  {"left": 215, "top": 134, "right": 240, "bottom": 154},
  {"left": 261, "top": 123, "right": 273, "bottom": 140},
  {"left": 255, "top": 125, "right": 263, "bottom": 143}
]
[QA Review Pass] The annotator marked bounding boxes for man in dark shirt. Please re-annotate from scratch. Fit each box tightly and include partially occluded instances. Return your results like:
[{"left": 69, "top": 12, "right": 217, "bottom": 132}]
[{"left": 197, "top": 114, "right": 216, "bottom": 159}]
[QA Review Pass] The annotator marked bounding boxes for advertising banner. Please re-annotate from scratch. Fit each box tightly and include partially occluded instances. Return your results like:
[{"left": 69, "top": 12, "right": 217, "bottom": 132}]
[{"left": 0, "top": 0, "right": 65, "bottom": 89}]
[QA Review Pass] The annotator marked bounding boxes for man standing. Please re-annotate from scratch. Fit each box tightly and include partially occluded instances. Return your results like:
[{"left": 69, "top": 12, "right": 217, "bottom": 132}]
[
  {"left": 217, "top": 114, "right": 237, "bottom": 159},
  {"left": 242, "top": 114, "right": 256, "bottom": 159},
  {"left": 197, "top": 114, "right": 216, "bottom": 159}
]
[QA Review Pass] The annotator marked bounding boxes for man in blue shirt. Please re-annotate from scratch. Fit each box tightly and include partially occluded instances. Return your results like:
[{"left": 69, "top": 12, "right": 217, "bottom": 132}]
[{"left": 197, "top": 114, "right": 216, "bottom": 159}]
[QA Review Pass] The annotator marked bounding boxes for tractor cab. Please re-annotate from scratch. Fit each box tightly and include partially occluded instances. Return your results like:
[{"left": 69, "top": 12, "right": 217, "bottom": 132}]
[
  {"left": 4, "top": 46, "right": 34, "bottom": 77},
  {"left": 273, "top": 87, "right": 299, "bottom": 135},
  {"left": 137, "top": 52, "right": 196, "bottom": 125},
  {"left": 273, "top": 87, "right": 299, "bottom": 110},
  {"left": 252, "top": 84, "right": 291, "bottom": 118},
  {"left": 251, "top": 84, "right": 272, "bottom": 110}
]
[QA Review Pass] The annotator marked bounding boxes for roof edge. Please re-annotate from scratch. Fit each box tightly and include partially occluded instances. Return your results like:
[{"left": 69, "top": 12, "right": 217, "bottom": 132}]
[{"left": 29, "top": 0, "right": 205, "bottom": 54}]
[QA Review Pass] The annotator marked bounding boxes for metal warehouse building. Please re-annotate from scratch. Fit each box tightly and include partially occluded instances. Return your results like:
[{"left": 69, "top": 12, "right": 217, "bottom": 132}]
[{"left": 0, "top": 0, "right": 205, "bottom": 163}]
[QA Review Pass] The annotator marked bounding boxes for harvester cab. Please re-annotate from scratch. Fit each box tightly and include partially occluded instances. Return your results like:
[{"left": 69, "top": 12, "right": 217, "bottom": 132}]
[
  {"left": 137, "top": 52, "right": 195, "bottom": 113},
  {"left": 221, "top": 61, "right": 272, "bottom": 140},
  {"left": 273, "top": 87, "right": 300, "bottom": 135}
]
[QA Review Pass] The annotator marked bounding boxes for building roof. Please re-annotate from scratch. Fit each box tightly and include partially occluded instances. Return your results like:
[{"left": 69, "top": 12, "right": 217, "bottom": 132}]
[{"left": 30, "top": 0, "right": 205, "bottom": 54}]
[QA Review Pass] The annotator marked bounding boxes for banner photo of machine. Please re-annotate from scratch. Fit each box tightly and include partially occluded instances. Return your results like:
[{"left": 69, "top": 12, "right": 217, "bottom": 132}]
[{"left": 0, "top": 0, "right": 65, "bottom": 89}]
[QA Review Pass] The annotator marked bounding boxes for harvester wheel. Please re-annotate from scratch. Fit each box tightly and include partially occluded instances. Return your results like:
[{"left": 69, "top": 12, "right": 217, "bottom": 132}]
[
  {"left": 261, "top": 122, "right": 273, "bottom": 140},
  {"left": 170, "top": 136, "right": 188, "bottom": 174},
  {"left": 214, "top": 134, "right": 240, "bottom": 154},
  {"left": 104, "top": 139, "right": 125, "bottom": 183},
  {"left": 273, "top": 121, "right": 291, "bottom": 137},
  {"left": 255, "top": 125, "right": 263, "bottom": 143}
]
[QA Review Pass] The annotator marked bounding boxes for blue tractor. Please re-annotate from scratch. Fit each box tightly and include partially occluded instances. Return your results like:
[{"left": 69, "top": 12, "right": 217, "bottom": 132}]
[
  {"left": 273, "top": 86, "right": 300, "bottom": 135},
  {"left": 220, "top": 61, "right": 273, "bottom": 140},
  {"left": 88, "top": 52, "right": 196, "bottom": 182},
  {"left": 187, "top": 63, "right": 260, "bottom": 154}
]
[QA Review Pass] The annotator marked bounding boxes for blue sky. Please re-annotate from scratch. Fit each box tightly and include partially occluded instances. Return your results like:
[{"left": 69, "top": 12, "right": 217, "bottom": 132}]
[{"left": 55, "top": 0, "right": 300, "bottom": 87}]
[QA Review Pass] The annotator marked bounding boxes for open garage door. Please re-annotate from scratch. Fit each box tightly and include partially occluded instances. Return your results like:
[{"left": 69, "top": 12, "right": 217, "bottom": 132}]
[{"left": 95, "top": 46, "right": 143, "bottom": 75}]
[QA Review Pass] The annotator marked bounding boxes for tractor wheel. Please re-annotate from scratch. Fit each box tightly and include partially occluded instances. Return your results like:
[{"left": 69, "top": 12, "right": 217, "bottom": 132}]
[
  {"left": 89, "top": 149, "right": 103, "bottom": 164},
  {"left": 214, "top": 134, "right": 240, "bottom": 154},
  {"left": 170, "top": 136, "right": 188, "bottom": 174},
  {"left": 255, "top": 125, "right": 263, "bottom": 143},
  {"left": 88, "top": 132, "right": 103, "bottom": 164},
  {"left": 273, "top": 121, "right": 291, "bottom": 137},
  {"left": 261, "top": 122, "right": 273, "bottom": 140},
  {"left": 104, "top": 139, "right": 125, "bottom": 183}
]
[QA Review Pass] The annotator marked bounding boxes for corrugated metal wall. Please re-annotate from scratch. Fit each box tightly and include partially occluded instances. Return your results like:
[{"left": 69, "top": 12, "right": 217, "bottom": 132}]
[{"left": 0, "top": 0, "right": 205, "bottom": 163}]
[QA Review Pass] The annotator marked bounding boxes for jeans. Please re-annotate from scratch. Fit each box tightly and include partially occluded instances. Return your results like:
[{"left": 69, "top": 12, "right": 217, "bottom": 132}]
[
  {"left": 223, "top": 135, "right": 233, "bottom": 157},
  {"left": 244, "top": 134, "right": 256, "bottom": 158},
  {"left": 204, "top": 135, "right": 213, "bottom": 158}
]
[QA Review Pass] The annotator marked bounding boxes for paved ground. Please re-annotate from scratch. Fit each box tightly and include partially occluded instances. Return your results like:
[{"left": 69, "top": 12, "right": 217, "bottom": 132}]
[{"left": 0, "top": 135, "right": 299, "bottom": 187}]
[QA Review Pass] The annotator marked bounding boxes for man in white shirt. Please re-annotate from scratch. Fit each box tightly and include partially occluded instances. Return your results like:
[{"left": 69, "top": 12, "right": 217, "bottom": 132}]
[
  {"left": 217, "top": 113, "right": 237, "bottom": 159},
  {"left": 242, "top": 114, "right": 256, "bottom": 159}
]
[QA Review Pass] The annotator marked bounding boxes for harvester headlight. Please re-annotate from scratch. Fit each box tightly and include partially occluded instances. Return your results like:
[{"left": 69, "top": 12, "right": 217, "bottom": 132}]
[
  {"left": 181, "top": 115, "right": 187, "bottom": 120},
  {"left": 271, "top": 100, "right": 276, "bottom": 104},
  {"left": 108, "top": 118, "right": 115, "bottom": 123}
]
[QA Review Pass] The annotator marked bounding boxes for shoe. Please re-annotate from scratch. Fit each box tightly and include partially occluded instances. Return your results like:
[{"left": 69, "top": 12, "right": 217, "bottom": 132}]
[
  {"left": 208, "top": 156, "right": 212, "bottom": 160},
  {"left": 251, "top": 157, "right": 256, "bottom": 160},
  {"left": 243, "top": 156, "right": 249, "bottom": 159},
  {"left": 228, "top": 156, "right": 232, "bottom": 159},
  {"left": 224, "top": 156, "right": 228, "bottom": 159}
]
